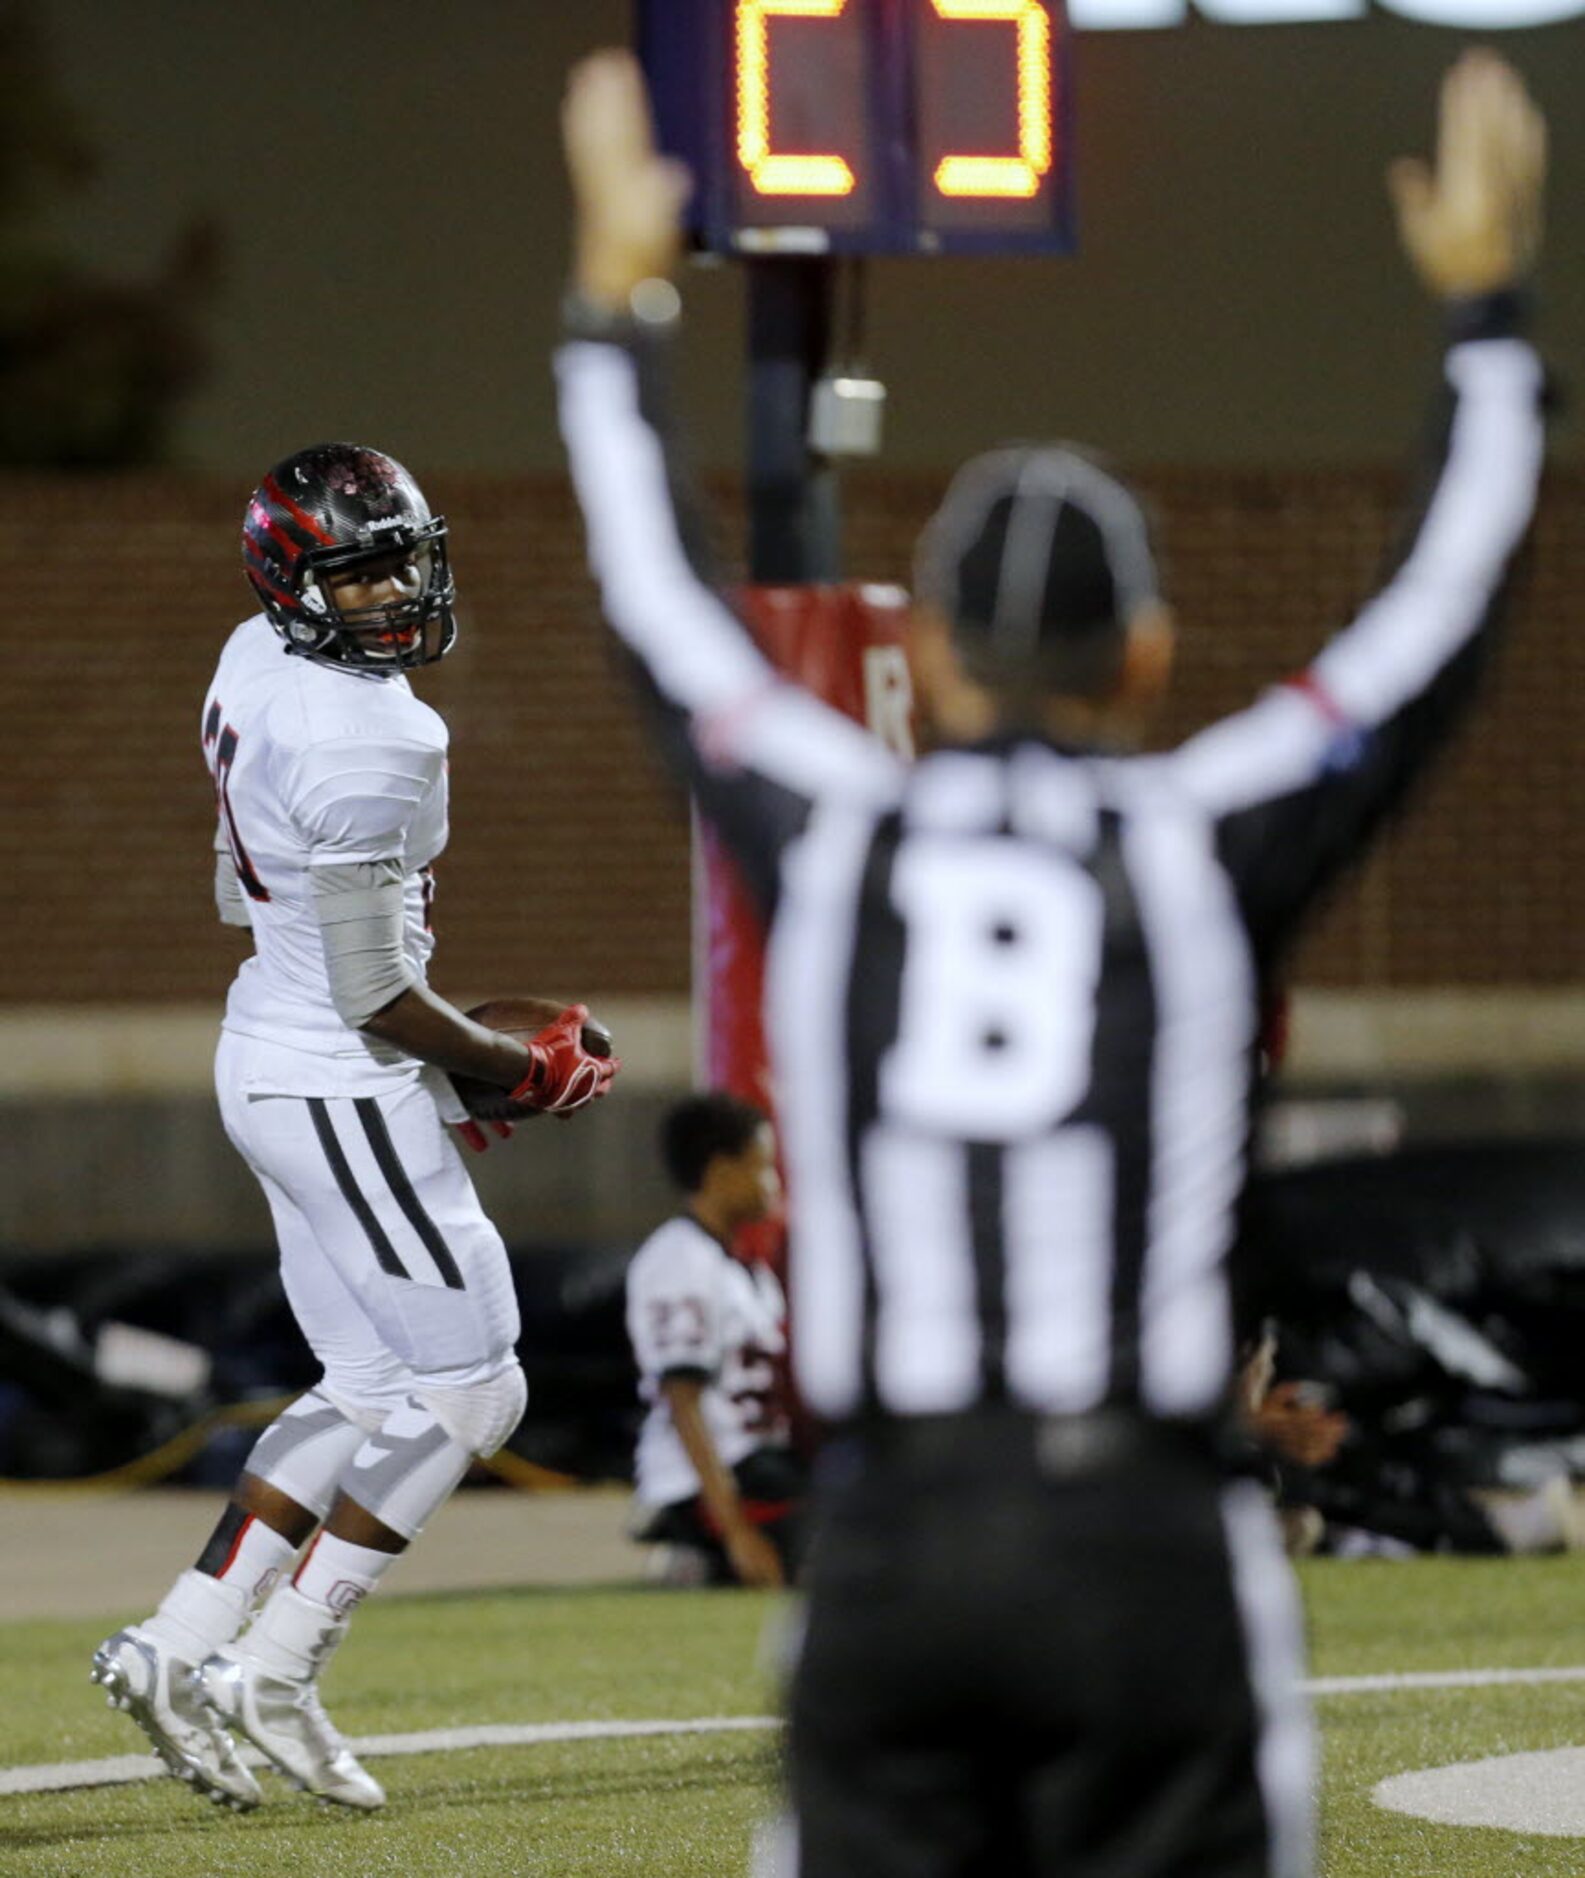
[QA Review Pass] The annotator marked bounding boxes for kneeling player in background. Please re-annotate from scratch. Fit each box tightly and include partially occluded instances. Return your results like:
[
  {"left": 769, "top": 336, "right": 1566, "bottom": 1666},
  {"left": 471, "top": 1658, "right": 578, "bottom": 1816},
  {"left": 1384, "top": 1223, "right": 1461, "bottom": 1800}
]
[
  {"left": 627, "top": 1094, "right": 805, "bottom": 1588},
  {"left": 91, "top": 442, "right": 617, "bottom": 1812}
]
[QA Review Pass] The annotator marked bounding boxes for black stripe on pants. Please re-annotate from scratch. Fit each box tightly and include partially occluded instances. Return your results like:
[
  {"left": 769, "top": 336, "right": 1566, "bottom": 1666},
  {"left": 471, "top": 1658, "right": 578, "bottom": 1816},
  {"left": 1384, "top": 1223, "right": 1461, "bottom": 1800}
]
[
  {"left": 305, "top": 1097, "right": 410, "bottom": 1280},
  {"left": 354, "top": 1098, "right": 467, "bottom": 1290}
]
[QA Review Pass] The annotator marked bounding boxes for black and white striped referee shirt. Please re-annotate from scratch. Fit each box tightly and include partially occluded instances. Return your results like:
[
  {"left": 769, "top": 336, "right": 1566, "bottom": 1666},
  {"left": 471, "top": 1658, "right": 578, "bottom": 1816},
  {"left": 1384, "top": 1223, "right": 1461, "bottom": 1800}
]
[{"left": 557, "top": 307, "right": 1544, "bottom": 1430}]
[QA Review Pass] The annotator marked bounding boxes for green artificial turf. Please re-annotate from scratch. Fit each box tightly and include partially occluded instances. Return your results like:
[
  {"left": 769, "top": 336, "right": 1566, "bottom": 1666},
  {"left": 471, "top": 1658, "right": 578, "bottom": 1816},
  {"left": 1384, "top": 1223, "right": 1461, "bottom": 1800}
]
[
  {"left": 1303, "top": 1555, "right": 1585, "bottom": 1878},
  {"left": 1, "top": 1585, "right": 782, "bottom": 1878},
  {"left": 4, "top": 1559, "right": 1585, "bottom": 1875}
]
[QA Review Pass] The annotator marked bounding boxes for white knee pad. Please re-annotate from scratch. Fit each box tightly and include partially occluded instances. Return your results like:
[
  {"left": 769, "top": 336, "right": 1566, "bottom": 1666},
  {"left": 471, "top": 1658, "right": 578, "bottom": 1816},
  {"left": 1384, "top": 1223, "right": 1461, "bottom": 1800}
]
[{"left": 413, "top": 1360, "right": 528, "bottom": 1457}]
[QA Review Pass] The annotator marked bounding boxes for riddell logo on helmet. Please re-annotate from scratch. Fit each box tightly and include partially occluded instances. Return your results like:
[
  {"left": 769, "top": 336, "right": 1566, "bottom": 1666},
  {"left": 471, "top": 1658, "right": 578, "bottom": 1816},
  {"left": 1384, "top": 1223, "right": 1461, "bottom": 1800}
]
[{"left": 360, "top": 517, "right": 410, "bottom": 535}]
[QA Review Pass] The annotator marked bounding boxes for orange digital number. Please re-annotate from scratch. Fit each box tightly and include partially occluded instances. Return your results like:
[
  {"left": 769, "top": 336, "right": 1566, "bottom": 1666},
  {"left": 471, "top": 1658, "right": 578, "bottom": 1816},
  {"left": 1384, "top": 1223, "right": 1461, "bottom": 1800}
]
[
  {"left": 735, "top": 0, "right": 857, "bottom": 197},
  {"left": 930, "top": 0, "right": 1053, "bottom": 200}
]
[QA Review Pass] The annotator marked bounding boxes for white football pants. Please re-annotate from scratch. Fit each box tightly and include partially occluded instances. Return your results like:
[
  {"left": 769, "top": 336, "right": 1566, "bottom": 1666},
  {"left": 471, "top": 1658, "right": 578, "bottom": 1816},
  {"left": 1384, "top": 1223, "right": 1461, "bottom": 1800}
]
[{"left": 215, "top": 1033, "right": 520, "bottom": 1426}]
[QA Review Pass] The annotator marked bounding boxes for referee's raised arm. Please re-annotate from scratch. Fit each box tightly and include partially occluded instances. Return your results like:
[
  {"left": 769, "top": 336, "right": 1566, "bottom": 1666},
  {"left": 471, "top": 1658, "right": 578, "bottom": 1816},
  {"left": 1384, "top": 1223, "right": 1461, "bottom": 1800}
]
[
  {"left": 1170, "top": 51, "right": 1549, "bottom": 960},
  {"left": 555, "top": 52, "right": 901, "bottom": 917}
]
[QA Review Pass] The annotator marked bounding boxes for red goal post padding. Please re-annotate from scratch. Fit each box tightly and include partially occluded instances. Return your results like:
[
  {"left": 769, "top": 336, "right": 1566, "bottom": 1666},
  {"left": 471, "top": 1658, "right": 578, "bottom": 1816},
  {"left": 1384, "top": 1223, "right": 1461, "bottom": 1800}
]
[{"left": 694, "top": 583, "right": 915, "bottom": 1268}]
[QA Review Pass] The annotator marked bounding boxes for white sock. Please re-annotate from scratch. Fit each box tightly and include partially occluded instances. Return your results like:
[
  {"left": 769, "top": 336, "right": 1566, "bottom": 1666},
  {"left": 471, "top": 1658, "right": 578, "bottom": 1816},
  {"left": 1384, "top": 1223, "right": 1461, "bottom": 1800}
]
[
  {"left": 291, "top": 1532, "right": 400, "bottom": 1617},
  {"left": 235, "top": 1582, "right": 349, "bottom": 1685},
  {"left": 144, "top": 1568, "right": 250, "bottom": 1664},
  {"left": 209, "top": 1515, "right": 298, "bottom": 1606}
]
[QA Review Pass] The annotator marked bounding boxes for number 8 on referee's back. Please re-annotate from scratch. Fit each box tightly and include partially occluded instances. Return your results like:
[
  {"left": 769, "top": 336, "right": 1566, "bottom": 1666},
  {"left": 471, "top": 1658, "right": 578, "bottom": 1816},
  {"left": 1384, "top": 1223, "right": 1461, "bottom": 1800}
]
[{"left": 880, "top": 840, "right": 1102, "bottom": 1139}]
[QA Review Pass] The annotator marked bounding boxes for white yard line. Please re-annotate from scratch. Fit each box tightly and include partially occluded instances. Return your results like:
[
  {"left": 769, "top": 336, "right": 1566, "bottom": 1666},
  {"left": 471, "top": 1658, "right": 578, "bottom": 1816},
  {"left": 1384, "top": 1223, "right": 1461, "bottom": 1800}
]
[
  {"left": 1306, "top": 1664, "right": 1585, "bottom": 1696},
  {"left": 0, "top": 1713, "right": 780, "bottom": 1796},
  {"left": 9, "top": 1667, "right": 1585, "bottom": 1799}
]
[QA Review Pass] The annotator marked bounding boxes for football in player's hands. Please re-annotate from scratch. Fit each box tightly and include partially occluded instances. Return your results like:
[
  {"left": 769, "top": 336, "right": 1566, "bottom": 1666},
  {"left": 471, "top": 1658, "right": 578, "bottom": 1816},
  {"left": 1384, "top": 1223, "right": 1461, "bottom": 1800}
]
[
  {"left": 451, "top": 998, "right": 618, "bottom": 1123},
  {"left": 466, "top": 997, "right": 614, "bottom": 1058}
]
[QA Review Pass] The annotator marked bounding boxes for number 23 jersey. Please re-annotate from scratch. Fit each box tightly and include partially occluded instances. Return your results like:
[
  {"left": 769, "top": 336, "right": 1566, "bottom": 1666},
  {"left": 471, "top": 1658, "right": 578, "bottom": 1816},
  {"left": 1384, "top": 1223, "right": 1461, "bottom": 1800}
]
[
  {"left": 201, "top": 613, "right": 448, "bottom": 1093},
  {"left": 626, "top": 1215, "right": 789, "bottom": 1508}
]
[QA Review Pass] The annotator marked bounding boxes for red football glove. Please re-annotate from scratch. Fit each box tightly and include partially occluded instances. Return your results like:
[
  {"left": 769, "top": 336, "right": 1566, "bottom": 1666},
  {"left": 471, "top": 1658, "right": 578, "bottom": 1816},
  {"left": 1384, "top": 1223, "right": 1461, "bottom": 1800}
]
[
  {"left": 453, "top": 1117, "right": 516, "bottom": 1154},
  {"left": 509, "top": 1003, "right": 621, "bottom": 1115}
]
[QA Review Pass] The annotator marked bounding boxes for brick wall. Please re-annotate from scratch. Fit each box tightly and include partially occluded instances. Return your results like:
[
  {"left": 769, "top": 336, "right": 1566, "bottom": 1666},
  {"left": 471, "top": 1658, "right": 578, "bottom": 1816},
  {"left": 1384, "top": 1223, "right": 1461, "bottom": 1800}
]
[{"left": 4, "top": 462, "right": 1581, "bottom": 1005}]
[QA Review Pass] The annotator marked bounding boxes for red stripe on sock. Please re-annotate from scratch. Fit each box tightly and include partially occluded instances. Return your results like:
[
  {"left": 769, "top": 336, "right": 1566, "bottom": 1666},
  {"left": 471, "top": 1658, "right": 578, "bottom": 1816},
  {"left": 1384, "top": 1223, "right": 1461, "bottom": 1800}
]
[
  {"left": 291, "top": 1531, "right": 324, "bottom": 1589},
  {"left": 216, "top": 1513, "right": 256, "bottom": 1582}
]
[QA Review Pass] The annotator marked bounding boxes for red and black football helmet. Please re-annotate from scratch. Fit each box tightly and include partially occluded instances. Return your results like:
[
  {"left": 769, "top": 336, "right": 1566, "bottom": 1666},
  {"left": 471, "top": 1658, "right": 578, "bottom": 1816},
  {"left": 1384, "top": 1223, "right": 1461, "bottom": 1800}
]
[{"left": 242, "top": 443, "right": 457, "bottom": 670}]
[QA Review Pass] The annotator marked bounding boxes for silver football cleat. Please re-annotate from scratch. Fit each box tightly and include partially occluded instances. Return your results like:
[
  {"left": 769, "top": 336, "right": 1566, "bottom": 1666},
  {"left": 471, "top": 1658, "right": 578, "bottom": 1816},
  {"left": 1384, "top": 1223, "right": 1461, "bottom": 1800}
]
[
  {"left": 196, "top": 1652, "right": 385, "bottom": 1811},
  {"left": 89, "top": 1627, "right": 263, "bottom": 1811}
]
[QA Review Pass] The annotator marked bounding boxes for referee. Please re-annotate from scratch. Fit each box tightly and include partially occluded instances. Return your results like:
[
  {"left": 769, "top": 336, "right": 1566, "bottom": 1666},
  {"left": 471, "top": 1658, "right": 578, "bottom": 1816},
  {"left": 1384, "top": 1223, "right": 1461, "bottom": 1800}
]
[{"left": 557, "top": 51, "right": 1547, "bottom": 1878}]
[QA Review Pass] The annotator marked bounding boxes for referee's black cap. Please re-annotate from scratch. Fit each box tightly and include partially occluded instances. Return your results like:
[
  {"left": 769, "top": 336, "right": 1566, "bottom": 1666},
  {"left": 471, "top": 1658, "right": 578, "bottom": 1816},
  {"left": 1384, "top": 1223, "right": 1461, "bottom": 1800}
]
[{"left": 914, "top": 446, "right": 1160, "bottom": 689}]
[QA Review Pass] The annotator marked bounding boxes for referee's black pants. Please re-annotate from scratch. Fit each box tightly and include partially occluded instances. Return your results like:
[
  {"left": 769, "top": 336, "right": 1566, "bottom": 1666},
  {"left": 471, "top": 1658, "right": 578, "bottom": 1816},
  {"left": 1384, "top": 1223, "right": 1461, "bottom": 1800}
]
[{"left": 786, "top": 1412, "right": 1313, "bottom": 1878}]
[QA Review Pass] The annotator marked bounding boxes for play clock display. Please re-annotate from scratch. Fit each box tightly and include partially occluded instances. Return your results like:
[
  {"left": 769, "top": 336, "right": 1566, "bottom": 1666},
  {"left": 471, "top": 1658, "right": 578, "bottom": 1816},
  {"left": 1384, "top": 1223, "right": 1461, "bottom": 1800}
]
[{"left": 637, "top": 0, "right": 1075, "bottom": 256}]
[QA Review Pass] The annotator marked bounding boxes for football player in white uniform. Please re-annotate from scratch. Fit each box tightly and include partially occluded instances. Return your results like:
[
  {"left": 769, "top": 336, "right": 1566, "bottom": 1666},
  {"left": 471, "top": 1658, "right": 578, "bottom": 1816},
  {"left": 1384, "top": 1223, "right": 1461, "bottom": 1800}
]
[
  {"left": 627, "top": 1094, "right": 805, "bottom": 1589},
  {"left": 91, "top": 443, "right": 618, "bottom": 1812}
]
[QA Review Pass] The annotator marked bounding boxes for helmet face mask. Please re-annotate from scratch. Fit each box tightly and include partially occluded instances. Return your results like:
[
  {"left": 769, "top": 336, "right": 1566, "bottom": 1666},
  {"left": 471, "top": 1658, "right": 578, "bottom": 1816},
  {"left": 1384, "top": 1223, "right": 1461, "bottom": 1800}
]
[
  {"left": 242, "top": 444, "right": 458, "bottom": 672},
  {"left": 296, "top": 526, "right": 455, "bottom": 669}
]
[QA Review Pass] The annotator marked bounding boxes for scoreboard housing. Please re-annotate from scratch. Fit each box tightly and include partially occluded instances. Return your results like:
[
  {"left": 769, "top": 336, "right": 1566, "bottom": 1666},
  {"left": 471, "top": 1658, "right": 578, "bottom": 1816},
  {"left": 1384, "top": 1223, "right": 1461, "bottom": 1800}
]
[{"left": 636, "top": 0, "right": 1076, "bottom": 257}]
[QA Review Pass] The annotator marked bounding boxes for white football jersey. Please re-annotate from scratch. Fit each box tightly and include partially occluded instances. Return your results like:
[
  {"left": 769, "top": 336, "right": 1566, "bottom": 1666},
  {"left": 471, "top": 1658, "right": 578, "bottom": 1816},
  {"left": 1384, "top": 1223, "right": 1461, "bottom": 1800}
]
[
  {"left": 201, "top": 613, "right": 448, "bottom": 1095},
  {"left": 626, "top": 1215, "right": 789, "bottom": 1508}
]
